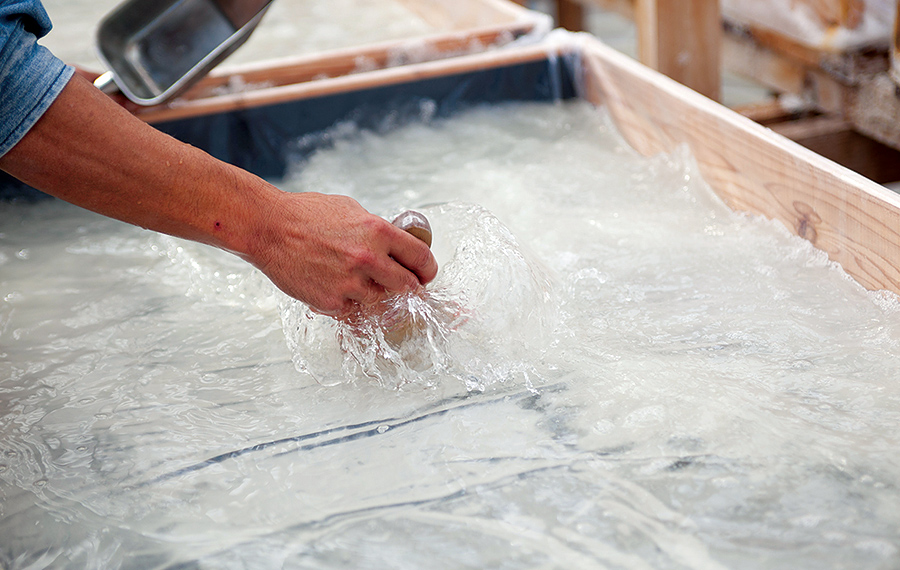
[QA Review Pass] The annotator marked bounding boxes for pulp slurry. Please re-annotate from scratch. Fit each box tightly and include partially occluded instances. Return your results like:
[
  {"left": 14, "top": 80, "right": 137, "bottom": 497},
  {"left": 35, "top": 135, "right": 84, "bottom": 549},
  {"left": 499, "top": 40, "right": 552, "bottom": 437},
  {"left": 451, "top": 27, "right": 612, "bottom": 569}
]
[{"left": 2, "top": 102, "right": 900, "bottom": 569}]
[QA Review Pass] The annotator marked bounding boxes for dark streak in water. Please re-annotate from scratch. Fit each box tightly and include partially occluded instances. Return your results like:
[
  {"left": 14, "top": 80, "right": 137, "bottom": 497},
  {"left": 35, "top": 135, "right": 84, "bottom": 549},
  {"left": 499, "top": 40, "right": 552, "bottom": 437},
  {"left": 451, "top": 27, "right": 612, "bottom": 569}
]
[
  {"left": 180, "top": 460, "right": 577, "bottom": 567},
  {"left": 144, "top": 383, "right": 566, "bottom": 487}
]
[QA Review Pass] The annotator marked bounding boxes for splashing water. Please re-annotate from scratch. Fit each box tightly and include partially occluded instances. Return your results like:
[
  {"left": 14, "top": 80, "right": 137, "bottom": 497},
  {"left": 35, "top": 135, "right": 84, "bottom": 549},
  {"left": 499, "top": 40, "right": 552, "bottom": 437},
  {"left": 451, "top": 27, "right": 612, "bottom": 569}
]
[{"left": 282, "top": 202, "right": 558, "bottom": 391}]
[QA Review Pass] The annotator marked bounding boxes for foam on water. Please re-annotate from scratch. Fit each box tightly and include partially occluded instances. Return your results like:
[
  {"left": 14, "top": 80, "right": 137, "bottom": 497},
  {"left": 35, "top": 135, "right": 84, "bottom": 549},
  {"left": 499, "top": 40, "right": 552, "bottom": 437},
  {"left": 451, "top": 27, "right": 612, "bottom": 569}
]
[
  {"left": 282, "top": 202, "right": 558, "bottom": 391},
  {"left": 3, "top": 101, "right": 900, "bottom": 569}
]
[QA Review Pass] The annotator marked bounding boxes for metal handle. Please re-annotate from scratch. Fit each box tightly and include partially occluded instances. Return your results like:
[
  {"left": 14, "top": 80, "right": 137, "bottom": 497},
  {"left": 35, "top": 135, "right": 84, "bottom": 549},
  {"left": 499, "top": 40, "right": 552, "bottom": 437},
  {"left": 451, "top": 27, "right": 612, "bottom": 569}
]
[
  {"left": 93, "top": 71, "right": 120, "bottom": 95},
  {"left": 392, "top": 210, "right": 432, "bottom": 248}
]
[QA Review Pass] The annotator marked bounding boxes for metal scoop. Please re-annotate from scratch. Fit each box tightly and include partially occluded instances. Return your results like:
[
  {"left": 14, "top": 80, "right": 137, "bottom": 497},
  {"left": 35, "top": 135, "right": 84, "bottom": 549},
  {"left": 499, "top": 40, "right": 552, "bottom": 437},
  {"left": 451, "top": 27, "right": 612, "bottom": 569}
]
[{"left": 93, "top": 0, "right": 272, "bottom": 105}]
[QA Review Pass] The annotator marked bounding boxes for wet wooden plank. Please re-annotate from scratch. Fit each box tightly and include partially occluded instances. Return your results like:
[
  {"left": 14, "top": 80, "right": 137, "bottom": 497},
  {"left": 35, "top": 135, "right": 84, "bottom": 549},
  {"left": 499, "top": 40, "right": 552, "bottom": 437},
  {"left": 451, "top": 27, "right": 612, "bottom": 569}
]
[
  {"left": 136, "top": 40, "right": 553, "bottom": 124},
  {"left": 581, "top": 35, "right": 900, "bottom": 294}
]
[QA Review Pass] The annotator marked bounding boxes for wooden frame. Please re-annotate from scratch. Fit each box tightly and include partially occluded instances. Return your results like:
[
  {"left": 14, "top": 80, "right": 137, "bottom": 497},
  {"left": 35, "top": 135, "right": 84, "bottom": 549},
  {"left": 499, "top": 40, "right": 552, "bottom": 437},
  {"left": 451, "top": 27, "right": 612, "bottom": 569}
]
[
  {"left": 511, "top": 0, "right": 721, "bottom": 100},
  {"left": 578, "top": 35, "right": 900, "bottom": 292},
  {"left": 130, "top": 0, "right": 548, "bottom": 118},
  {"left": 893, "top": 3, "right": 900, "bottom": 85},
  {"left": 515, "top": 0, "right": 900, "bottom": 156},
  {"left": 633, "top": 0, "right": 721, "bottom": 101},
  {"left": 144, "top": 33, "right": 900, "bottom": 295}
]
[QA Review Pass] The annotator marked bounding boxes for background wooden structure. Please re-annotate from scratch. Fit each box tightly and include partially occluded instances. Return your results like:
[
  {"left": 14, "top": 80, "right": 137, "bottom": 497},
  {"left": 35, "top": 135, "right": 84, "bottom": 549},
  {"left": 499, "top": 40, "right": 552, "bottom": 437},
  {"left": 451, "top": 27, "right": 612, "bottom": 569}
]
[
  {"left": 633, "top": 0, "right": 721, "bottom": 101},
  {"left": 511, "top": 0, "right": 722, "bottom": 100},
  {"left": 124, "top": 0, "right": 547, "bottom": 122},
  {"left": 578, "top": 35, "right": 900, "bottom": 294},
  {"left": 512, "top": 0, "right": 900, "bottom": 187}
]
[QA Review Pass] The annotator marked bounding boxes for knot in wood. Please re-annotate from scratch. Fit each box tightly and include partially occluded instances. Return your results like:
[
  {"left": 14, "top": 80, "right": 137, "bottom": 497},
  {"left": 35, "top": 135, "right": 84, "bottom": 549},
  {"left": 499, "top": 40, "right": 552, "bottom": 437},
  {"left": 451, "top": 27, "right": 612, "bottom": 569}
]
[{"left": 793, "top": 200, "right": 821, "bottom": 244}]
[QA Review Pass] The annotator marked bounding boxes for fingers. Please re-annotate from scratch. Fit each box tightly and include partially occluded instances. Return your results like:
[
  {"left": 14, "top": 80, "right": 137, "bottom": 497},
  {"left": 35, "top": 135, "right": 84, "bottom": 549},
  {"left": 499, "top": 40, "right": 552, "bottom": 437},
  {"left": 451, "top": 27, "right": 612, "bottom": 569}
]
[
  {"left": 387, "top": 228, "right": 439, "bottom": 286},
  {"left": 350, "top": 278, "right": 387, "bottom": 307},
  {"left": 314, "top": 279, "right": 390, "bottom": 322},
  {"left": 317, "top": 236, "right": 432, "bottom": 320},
  {"left": 347, "top": 216, "right": 436, "bottom": 294},
  {"left": 253, "top": 191, "right": 438, "bottom": 318}
]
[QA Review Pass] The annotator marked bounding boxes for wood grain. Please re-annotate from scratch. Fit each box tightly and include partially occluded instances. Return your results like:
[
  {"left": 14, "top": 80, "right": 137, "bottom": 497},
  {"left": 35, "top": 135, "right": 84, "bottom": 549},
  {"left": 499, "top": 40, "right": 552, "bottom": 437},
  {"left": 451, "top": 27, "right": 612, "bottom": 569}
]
[
  {"left": 634, "top": 0, "right": 721, "bottom": 101},
  {"left": 580, "top": 35, "right": 900, "bottom": 293},
  {"left": 133, "top": 0, "right": 544, "bottom": 121},
  {"left": 138, "top": 41, "right": 552, "bottom": 123}
]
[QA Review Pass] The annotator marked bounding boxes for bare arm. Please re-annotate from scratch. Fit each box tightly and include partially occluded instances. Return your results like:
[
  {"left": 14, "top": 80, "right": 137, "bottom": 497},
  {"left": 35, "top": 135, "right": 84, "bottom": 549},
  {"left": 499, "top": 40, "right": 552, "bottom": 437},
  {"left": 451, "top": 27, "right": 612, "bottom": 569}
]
[{"left": 0, "top": 73, "right": 438, "bottom": 317}]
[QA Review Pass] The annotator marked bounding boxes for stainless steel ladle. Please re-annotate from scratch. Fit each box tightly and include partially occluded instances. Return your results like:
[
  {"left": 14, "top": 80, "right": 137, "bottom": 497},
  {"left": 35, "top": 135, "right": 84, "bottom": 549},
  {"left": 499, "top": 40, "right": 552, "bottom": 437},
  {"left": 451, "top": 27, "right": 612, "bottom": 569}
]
[{"left": 93, "top": 0, "right": 272, "bottom": 105}]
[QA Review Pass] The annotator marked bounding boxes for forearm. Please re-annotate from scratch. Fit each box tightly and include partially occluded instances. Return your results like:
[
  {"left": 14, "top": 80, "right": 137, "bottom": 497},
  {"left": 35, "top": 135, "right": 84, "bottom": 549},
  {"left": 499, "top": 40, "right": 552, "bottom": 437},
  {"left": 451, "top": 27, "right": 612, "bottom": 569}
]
[
  {"left": 0, "top": 73, "right": 438, "bottom": 316},
  {"left": 0, "top": 73, "right": 274, "bottom": 260}
]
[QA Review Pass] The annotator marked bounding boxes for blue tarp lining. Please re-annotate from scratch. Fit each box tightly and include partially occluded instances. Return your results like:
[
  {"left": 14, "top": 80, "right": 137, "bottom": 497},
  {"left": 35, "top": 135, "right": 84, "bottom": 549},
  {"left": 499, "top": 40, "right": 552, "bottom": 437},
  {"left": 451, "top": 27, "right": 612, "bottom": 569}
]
[{"left": 1, "top": 54, "right": 579, "bottom": 200}]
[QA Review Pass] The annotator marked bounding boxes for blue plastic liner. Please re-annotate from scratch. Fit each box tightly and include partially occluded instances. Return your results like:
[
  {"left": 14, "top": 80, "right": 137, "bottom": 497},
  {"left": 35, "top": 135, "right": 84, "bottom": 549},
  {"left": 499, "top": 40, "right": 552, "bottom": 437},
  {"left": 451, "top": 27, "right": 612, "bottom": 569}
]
[{"left": 2, "top": 54, "right": 579, "bottom": 200}]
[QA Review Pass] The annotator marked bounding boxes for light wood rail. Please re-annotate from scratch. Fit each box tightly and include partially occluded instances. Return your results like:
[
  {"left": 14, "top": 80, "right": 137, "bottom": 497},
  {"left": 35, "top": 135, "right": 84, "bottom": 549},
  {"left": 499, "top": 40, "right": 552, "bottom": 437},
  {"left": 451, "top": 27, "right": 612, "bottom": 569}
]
[{"left": 579, "top": 35, "right": 900, "bottom": 293}]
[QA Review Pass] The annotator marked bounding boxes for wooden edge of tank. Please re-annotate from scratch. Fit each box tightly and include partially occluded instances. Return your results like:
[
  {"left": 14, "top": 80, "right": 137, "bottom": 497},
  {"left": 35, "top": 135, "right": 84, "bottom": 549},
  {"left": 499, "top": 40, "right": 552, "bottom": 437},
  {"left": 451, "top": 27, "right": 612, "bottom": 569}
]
[
  {"left": 577, "top": 34, "right": 900, "bottom": 296},
  {"left": 135, "top": 35, "right": 556, "bottom": 123},
  {"left": 132, "top": 1, "right": 548, "bottom": 123}
]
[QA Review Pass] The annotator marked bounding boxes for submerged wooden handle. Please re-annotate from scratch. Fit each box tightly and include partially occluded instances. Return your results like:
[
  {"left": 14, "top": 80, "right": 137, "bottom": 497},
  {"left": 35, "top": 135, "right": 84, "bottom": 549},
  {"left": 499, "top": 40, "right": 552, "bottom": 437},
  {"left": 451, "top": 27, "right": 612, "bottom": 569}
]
[{"left": 392, "top": 210, "right": 432, "bottom": 248}]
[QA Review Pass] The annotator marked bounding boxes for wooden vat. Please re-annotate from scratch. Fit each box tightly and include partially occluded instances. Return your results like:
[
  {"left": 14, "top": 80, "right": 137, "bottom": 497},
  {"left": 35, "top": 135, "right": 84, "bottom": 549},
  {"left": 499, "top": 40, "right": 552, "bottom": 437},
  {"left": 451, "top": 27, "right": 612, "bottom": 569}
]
[
  {"left": 132, "top": 33, "right": 900, "bottom": 297},
  {"left": 39, "top": 0, "right": 549, "bottom": 75},
  {"left": 117, "top": 0, "right": 550, "bottom": 112}
]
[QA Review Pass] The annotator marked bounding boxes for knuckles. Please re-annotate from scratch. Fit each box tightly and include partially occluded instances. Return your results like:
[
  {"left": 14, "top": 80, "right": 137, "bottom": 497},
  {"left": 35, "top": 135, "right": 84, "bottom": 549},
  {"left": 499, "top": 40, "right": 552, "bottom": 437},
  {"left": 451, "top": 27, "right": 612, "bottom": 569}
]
[{"left": 345, "top": 246, "right": 378, "bottom": 272}]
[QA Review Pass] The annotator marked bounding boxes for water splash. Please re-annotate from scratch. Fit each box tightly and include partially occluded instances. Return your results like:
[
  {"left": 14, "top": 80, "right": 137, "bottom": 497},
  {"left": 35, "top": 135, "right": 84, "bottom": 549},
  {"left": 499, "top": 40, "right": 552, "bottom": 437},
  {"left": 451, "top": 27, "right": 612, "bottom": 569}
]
[{"left": 281, "top": 202, "right": 559, "bottom": 391}]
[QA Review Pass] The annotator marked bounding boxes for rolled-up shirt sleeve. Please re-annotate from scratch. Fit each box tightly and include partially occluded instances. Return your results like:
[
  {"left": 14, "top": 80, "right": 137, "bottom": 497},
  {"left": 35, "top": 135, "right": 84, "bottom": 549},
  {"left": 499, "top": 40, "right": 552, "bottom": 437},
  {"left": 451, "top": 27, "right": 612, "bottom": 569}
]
[{"left": 0, "top": 0, "right": 74, "bottom": 157}]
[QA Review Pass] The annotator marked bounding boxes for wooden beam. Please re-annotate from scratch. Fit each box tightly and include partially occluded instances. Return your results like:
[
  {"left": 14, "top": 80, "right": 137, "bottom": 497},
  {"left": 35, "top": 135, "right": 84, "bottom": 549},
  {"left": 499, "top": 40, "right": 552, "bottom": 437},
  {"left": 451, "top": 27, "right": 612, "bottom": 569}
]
[
  {"left": 892, "top": 0, "right": 900, "bottom": 86},
  {"left": 722, "top": 28, "right": 854, "bottom": 116},
  {"left": 505, "top": 0, "right": 587, "bottom": 31},
  {"left": 634, "top": 0, "right": 721, "bottom": 101},
  {"left": 557, "top": 0, "right": 586, "bottom": 31},
  {"left": 581, "top": 35, "right": 900, "bottom": 294},
  {"left": 733, "top": 99, "right": 811, "bottom": 125}
]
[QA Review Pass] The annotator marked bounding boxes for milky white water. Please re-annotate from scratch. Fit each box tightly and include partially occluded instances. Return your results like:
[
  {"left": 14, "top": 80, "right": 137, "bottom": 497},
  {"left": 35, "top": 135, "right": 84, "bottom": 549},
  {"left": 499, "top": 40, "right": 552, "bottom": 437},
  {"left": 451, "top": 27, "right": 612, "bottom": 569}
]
[{"left": 3, "top": 101, "right": 900, "bottom": 569}]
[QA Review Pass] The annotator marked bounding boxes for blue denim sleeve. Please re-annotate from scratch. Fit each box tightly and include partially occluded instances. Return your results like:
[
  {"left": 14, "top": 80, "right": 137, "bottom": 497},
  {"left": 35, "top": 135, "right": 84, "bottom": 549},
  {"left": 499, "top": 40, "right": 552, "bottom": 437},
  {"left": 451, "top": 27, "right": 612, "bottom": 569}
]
[{"left": 0, "top": 0, "right": 75, "bottom": 157}]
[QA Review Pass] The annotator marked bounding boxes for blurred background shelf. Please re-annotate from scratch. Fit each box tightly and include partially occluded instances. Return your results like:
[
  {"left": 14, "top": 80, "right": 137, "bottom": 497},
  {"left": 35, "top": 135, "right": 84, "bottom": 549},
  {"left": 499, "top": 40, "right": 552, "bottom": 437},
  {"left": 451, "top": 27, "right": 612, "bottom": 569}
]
[{"left": 514, "top": 0, "right": 900, "bottom": 189}]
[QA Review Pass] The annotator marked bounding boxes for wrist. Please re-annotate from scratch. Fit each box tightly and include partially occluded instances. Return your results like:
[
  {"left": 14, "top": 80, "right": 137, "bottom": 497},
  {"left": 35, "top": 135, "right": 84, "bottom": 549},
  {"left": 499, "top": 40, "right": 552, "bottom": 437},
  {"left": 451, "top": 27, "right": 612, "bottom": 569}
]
[{"left": 217, "top": 168, "right": 289, "bottom": 268}]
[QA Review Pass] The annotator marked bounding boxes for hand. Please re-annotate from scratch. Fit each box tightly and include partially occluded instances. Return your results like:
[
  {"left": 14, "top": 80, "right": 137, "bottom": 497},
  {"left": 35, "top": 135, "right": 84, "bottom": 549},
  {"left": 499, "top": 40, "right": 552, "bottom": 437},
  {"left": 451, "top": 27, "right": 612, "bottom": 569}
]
[{"left": 249, "top": 191, "right": 439, "bottom": 319}]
